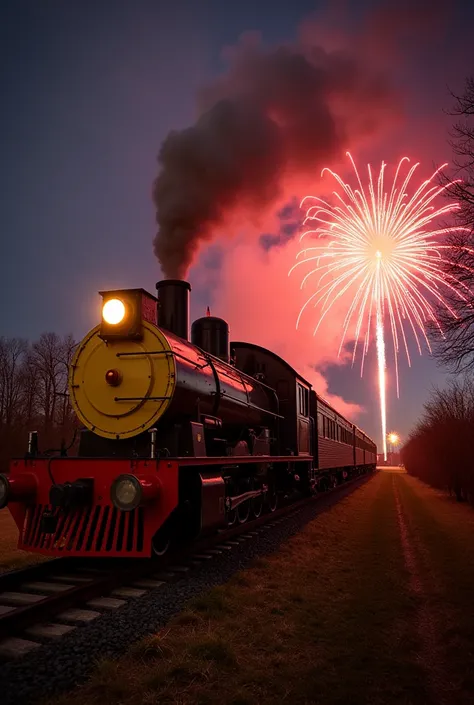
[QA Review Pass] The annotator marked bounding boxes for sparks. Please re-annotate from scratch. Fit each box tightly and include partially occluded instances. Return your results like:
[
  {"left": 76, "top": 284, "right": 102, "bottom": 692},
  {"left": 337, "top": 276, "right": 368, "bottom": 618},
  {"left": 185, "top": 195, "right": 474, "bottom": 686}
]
[{"left": 289, "top": 152, "right": 472, "bottom": 460}]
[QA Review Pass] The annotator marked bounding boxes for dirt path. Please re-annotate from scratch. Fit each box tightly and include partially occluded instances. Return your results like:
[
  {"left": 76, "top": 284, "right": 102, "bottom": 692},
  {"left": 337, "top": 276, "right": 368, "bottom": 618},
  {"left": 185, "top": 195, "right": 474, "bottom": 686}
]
[
  {"left": 392, "top": 474, "right": 453, "bottom": 704},
  {"left": 391, "top": 470, "right": 474, "bottom": 705}
]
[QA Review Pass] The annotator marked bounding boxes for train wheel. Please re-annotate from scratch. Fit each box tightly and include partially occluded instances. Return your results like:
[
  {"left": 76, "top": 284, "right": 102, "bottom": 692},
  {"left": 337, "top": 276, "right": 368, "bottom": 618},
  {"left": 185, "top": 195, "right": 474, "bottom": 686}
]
[
  {"left": 267, "top": 486, "right": 278, "bottom": 512},
  {"left": 251, "top": 493, "right": 263, "bottom": 518},
  {"left": 227, "top": 508, "right": 237, "bottom": 527},
  {"left": 152, "top": 527, "right": 170, "bottom": 557},
  {"left": 237, "top": 500, "right": 250, "bottom": 524}
]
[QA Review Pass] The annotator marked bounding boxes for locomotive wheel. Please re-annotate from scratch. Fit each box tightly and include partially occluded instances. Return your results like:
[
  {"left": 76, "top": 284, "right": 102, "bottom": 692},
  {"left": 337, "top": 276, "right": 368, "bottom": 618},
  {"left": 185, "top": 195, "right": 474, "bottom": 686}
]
[
  {"left": 267, "top": 486, "right": 278, "bottom": 512},
  {"left": 251, "top": 493, "right": 263, "bottom": 518},
  {"left": 226, "top": 508, "right": 237, "bottom": 527},
  {"left": 237, "top": 500, "right": 250, "bottom": 524},
  {"left": 152, "top": 527, "right": 170, "bottom": 557}
]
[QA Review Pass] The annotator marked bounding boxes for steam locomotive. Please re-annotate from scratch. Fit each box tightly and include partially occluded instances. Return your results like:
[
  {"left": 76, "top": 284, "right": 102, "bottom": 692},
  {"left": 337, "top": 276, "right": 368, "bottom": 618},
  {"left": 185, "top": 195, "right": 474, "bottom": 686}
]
[{"left": 0, "top": 280, "right": 377, "bottom": 558}]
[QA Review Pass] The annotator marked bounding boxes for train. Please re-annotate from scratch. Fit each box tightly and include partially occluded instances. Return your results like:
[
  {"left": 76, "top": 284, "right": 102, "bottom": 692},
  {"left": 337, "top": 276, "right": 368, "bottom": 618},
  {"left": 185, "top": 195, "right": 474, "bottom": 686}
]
[{"left": 0, "top": 280, "right": 377, "bottom": 558}]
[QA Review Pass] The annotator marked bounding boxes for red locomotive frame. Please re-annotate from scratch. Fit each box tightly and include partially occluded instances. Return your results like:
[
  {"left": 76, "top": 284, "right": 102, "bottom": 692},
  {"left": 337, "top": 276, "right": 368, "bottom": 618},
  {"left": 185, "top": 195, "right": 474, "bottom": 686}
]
[{"left": 7, "top": 455, "right": 312, "bottom": 558}]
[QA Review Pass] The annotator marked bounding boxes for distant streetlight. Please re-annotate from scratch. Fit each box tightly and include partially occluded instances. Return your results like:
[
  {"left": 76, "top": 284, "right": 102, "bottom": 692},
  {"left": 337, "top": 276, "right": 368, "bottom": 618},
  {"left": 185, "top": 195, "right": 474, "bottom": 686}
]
[{"left": 387, "top": 432, "right": 400, "bottom": 459}]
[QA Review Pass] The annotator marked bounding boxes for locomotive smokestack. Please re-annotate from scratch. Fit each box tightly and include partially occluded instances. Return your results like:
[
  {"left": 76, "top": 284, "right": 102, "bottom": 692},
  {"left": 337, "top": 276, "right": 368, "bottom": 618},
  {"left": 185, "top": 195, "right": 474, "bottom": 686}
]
[{"left": 156, "top": 279, "right": 191, "bottom": 341}]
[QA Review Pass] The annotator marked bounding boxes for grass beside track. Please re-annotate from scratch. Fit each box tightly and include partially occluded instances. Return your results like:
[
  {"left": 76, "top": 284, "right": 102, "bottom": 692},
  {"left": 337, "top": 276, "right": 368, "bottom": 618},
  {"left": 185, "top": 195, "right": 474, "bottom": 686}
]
[
  {"left": 0, "top": 508, "right": 49, "bottom": 574},
  {"left": 45, "top": 466, "right": 474, "bottom": 705}
]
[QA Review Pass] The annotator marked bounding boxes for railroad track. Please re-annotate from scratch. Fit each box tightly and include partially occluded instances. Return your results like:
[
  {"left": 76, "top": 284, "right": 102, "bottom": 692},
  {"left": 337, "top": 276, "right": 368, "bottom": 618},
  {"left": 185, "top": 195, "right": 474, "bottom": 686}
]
[{"left": 0, "top": 473, "right": 371, "bottom": 661}]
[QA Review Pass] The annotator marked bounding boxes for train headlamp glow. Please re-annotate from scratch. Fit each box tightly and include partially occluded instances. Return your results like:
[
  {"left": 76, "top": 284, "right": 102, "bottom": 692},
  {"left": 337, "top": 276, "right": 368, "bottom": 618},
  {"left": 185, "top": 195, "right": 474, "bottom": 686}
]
[
  {"left": 0, "top": 475, "right": 9, "bottom": 509},
  {"left": 102, "top": 298, "right": 126, "bottom": 325},
  {"left": 111, "top": 474, "right": 142, "bottom": 511}
]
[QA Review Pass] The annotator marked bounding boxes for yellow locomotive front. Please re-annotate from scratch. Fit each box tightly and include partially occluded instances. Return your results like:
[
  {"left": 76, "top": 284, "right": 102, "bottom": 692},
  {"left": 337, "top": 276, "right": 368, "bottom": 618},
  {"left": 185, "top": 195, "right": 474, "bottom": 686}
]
[{"left": 70, "top": 287, "right": 177, "bottom": 440}]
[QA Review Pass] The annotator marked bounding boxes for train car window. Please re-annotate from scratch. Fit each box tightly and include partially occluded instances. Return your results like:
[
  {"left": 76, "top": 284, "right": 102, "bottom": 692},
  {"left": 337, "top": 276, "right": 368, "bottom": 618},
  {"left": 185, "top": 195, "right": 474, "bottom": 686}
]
[
  {"left": 317, "top": 413, "right": 324, "bottom": 437},
  {"left": 297, "top": 383, "right": 309, "bottom": 417}
]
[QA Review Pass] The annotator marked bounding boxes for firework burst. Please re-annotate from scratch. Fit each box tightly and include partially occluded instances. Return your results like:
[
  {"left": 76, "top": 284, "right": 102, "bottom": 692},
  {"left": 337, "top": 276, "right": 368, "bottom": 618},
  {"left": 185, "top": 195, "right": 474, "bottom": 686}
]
[{"left": 290, "top": 152, "right": 472, "bottom": 460}]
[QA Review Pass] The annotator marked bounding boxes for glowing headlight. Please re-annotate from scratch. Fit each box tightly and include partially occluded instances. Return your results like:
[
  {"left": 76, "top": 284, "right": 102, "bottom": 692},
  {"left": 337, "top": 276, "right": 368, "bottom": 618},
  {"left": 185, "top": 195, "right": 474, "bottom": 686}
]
[
  {"left": 102, "top": 298, "right": 126, "bottom": 325},
  {"left": 0, "top": 475, "right": 9, "bottom": 509},
  {"left": 111, "top": 474, "right": 141, "bottom": 511}
]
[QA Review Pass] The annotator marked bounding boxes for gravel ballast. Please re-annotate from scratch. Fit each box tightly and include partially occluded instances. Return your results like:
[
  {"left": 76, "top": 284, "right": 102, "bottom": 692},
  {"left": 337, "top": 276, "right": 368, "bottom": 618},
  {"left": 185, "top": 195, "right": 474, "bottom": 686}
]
[{"left": 0, "top": 476, "right": 371, "bottom": 705}]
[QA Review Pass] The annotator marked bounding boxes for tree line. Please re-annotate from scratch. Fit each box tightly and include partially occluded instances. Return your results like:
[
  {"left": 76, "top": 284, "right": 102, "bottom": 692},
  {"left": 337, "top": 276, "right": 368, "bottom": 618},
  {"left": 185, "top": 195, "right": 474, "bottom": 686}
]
[
  {"left": 402, "top": 379, "right": 474, "bottom": 502},
  {"left": 404, "top": 76, "right": 474, "bottom": 493},
  {"left": 0, "top": 333, "right": 77, "bottom": 473}
]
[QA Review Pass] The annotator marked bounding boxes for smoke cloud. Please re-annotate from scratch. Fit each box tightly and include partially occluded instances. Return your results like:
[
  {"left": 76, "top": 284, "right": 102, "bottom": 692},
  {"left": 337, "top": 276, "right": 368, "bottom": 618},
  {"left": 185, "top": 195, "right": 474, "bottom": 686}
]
[{"left": 152, "top": 29, "right": 399, "bottom": 278}]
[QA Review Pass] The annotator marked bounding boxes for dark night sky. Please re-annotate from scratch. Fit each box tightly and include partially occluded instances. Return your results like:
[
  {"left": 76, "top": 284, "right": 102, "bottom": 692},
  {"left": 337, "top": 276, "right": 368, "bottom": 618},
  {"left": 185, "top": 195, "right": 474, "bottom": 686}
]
[{"left": 1, "top": 0, "right": 473, "bottom": 446}]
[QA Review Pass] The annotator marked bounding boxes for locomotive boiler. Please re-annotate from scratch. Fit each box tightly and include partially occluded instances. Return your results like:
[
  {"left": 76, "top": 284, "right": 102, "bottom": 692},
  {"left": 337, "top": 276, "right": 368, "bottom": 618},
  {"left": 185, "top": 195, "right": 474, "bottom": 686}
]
[
  {"left": 71, "top": 280, "right": 279, "bottom": 459},
  {"left": 0, "top": 279, "right": 377, "bottom": 559}
]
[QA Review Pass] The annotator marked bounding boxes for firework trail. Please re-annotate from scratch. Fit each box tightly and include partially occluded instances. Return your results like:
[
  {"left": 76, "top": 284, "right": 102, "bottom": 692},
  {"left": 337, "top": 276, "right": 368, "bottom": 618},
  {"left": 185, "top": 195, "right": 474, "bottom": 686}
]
[{"left": 290, "top": 153, "right": 471, "bottom": 460}]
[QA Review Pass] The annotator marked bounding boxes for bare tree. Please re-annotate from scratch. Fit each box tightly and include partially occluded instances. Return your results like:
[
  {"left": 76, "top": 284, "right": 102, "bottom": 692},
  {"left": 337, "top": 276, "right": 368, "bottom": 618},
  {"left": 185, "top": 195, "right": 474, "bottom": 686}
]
[
  {"left": 57, "top": 334, "right": 76, "bottom": 429},
  {"left": 0, "top": 338, "right": 28, "bottom": 428},
  {"left": 432, "top": 77, "right": 474, "bottom": 372},
  {"left": 0, "top": 333, "right": 77, "bottom": 472},
  {"left": 32, "top": 333, "right": 61, "bottom": 435},
  {"left": 0, "top": 338, "right": 31, "bottom": 471},
  {"left": 19, "top": 347, "right": 40, "bottom": 429},
  {"left": 31, "top": 333, "right": 76, "bottom": 442}
]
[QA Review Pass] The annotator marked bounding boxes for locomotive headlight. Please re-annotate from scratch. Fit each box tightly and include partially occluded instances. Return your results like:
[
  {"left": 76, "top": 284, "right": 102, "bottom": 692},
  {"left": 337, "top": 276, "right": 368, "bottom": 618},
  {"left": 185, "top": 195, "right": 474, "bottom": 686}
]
[
  {"left": 110, "top": 474, "right": 160, "bottom": 512},
  {"left": 102, "top": 298, "right": 126, "bottom": 325},
  {"left": 111, "top": 475, "right": 141, "bottom": 511},
  {"left": 98, "top": 288, "right": 156, "bottom": 341}
]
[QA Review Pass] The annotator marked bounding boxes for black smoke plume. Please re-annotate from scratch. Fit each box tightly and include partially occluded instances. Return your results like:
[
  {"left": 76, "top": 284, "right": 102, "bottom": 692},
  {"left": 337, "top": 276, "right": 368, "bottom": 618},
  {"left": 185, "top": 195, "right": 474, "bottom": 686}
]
[{"left": 152, "top": 31, "right": 398, "bottom": 278}]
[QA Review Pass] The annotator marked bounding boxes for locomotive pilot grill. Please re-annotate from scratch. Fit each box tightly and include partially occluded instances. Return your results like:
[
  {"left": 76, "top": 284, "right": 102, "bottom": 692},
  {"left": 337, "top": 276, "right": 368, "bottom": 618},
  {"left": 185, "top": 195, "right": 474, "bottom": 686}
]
[{"left": 1, "top": 280, "right": 377, "bottom": 558}]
